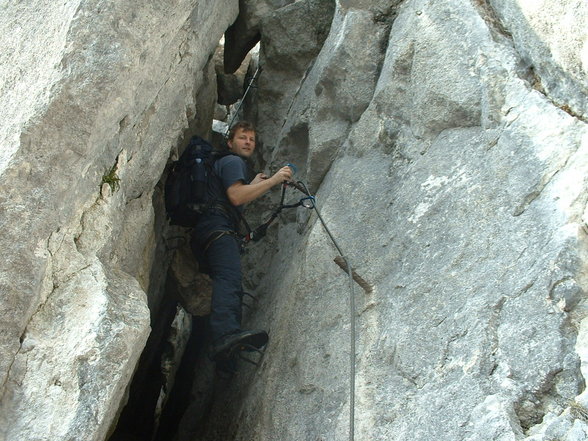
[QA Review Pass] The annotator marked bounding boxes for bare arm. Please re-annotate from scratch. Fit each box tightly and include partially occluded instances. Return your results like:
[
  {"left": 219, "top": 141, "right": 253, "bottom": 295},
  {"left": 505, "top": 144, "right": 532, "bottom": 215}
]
[{"left": 226, "top": 166, "right": 293, "bottom": 206}]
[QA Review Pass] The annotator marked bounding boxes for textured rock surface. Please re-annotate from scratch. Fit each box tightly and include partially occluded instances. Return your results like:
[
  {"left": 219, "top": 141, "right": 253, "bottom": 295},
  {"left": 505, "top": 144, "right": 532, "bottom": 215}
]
[
  {"left": 2, "top": 0, "right": 588, "bottom": 440},
  {"left": 223, "top": 0, "right": 295, "bottom": 73},
  {"left": 0, "top": 261, "right": 150, "bottom": 441},
  {"left": 254, "top": 0, "right": 336, "bottom": 153},
  {"left": 195, "top": 0, "right": 588, "bottom": 440},
  {"left": 214, "top": 39, "right": 257, "bottom": 107},
  {"left": 171, "top": 242, "right": 213, "bottom": 316},
  {"left": 0, "top": 0, "right": 237, "bottom": 439},
  {"left": 489, "top": 0, "right": 588, "bottom": 119}
]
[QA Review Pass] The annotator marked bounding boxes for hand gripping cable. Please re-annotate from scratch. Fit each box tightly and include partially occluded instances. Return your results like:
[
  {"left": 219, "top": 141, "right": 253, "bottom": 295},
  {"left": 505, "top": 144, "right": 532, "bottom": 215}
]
[
  {"left": 244, "top": 180, "right": 315, "bottom": 243},
  {"left": 243, "top": 176, "right": 365, "bottom": 441}
]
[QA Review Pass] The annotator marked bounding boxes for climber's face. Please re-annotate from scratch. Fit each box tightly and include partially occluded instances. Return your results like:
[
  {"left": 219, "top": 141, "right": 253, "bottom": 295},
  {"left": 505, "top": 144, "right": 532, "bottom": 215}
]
[{"left": 228, "top": 128, "right": 256, "bottom": 158}]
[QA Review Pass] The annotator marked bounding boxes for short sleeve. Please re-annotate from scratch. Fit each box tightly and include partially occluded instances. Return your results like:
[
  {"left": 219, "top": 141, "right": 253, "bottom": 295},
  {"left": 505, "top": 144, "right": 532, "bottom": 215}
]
[{"left": 215, "top": 155, "right": 248, "bottom": 190}]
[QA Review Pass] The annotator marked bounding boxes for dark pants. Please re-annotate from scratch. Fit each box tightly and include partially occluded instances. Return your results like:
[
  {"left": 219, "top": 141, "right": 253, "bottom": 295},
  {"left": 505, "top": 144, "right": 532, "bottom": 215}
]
[{"left": 193, "top": 232, "right": 243, "bottom": 342}]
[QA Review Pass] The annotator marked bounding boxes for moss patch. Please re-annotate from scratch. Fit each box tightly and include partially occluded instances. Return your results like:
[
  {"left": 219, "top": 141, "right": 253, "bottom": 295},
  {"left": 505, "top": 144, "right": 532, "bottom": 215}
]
[{"left": 101, "top": 164, "right": 120, "bottom": 193}]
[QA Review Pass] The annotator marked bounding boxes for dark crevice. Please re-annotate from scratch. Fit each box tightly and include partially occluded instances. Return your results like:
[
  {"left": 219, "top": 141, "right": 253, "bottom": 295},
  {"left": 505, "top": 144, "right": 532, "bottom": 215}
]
[
  {"left": 107, "top": 293, "right": 186, "bottom": 441},
  {"left": 224, "top": 22, "right": 261, "bottom": 74},
  {"left": 109, "top": 2, "right": 360, "bottom": 440},
  {"left": 153, "top": 316, "right": 209, "bottom": 441},
  {"left": 372, "top": 3, "right": 401, "bottom": 91}
]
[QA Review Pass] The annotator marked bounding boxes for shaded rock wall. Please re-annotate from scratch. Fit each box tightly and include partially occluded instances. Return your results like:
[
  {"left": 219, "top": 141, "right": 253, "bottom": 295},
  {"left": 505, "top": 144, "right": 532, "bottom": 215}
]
[
  {"left": 0, "top": 1, "right": 238, "bottom": 440},
  {"left": 194, "top": 0, "right": 588, "bottom": 440}
]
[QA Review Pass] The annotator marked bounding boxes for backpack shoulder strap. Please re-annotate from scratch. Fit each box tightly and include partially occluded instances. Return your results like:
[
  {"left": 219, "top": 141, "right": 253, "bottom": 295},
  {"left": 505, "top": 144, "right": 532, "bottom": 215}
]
[{"left": 207, "top": 152, "right": 252, "bottom": 235}]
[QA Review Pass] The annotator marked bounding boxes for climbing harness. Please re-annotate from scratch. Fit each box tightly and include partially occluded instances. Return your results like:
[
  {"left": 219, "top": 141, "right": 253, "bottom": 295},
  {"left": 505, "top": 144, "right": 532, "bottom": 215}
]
[
  {"left": 202, "top": 229, "right": 241, "bottom": 252},
  {"left": 199, "top": 180, "right": 309, "bottom": 250}
]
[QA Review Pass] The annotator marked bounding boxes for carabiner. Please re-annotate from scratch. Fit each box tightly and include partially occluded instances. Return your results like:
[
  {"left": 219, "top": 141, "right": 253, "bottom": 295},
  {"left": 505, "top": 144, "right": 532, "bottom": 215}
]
[
  {"left": 285, "top": 163, "right": 298, "bottom": 175},
  {"left": 300, "top": 196, "right": 315, "bottom": 209}
]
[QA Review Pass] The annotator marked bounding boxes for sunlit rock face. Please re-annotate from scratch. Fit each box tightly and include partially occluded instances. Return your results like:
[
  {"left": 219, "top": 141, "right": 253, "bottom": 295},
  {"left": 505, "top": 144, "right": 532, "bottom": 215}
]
[
  {"left": 1, "top": 0, "right": 587, "bottom": 440},
  {"left": 0, "top": 1, "right": 237, "bottom": 440},
  {"left": 193, "top": 1, "right": 588, "bottom": 440}
]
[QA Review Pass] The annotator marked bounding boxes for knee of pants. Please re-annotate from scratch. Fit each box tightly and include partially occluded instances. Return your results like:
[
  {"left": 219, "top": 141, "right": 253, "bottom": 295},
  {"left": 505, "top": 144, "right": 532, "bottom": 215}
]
[{"left": 213, "top": 274, "right": 243, "bottom": 294}]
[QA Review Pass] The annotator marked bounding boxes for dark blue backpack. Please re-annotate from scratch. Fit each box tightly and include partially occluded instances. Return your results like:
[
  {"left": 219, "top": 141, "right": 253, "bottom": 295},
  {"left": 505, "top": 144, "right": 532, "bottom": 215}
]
[{"left": 164, "top": 136, "right": 227, "bottom": 227}]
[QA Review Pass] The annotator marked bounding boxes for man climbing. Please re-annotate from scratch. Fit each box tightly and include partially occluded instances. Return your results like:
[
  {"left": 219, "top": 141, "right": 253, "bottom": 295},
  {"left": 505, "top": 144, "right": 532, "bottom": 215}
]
[{"left": 190, "top": 121, "right": 292, "bottom": 367}]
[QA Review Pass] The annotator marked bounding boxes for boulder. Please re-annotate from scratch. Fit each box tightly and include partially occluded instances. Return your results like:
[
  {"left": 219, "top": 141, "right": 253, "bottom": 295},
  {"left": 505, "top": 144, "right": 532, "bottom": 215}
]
[
  {"left": 169, "top": 241, "right": 213, "bottom": 316},
  {"left": 214, "top": 40, "right": 258, "bottom": 106},
  {"left": 0, "top": 260, "right": 150, "bottom": 441},
  {"left": 255, "top": 0, "right": 336, "bottom": 149}
]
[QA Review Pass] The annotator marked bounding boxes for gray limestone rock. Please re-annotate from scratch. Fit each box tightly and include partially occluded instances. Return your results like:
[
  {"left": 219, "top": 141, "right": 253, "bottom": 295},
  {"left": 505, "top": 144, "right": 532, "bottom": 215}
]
[
  {"left": 270, "top": 5, "right": 391, "bottom": 190},
  {"left": 196, "top": 0, "right": 588, "bottom": 440},
  {"left": 0, "top": 261, "right": 150, "bottom": 441},
  {"left": 0, "top": 0, "right": 238, "bottom": 439},
  {"left": 1, "top": 0, "right": 588, "bottom": 440},
  {"left": 214, "top": 40, "right": 258, "bottom": 106},
  {"left": 255, "top": 0, "right": 336, "bottom": 148},
  {"left": 223, "top": 0, "right": 295, "bottom": 73},
  {"left": 488, "top": 0, "right": 588, "bottom": 120},
  {"left": 169, "top": 240, "right": 213, "bottom": 316}
]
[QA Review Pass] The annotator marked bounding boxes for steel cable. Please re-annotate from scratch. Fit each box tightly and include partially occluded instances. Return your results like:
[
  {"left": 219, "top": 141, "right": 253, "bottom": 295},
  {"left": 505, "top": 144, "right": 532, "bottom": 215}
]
[{"left": 298, "top": 182, "right": 356, "bottom": 441}]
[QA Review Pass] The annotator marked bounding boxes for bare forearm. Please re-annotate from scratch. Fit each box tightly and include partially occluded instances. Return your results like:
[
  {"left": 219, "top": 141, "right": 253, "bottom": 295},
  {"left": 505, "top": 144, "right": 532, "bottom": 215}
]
[
  {"left": 227, "top": 178, "right": 279, "bottom": 206},
  {"left": 226, "top": 165, "right": 293, "bottom": 206}
]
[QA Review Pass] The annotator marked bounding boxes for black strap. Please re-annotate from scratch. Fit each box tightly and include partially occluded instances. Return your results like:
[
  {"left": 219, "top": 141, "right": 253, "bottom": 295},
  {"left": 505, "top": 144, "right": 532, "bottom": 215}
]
[
  {"left": 245, "top": 182, "right": 311, "bottom": 242},
  {"left": 203, "top": 230, "right": 241, "bottom": 252},
  {"left": 208, "top": 201, "right": 251, "bottom": 234},
  {"left": 204, "top": 154, "right": 253, "bottom": 236}
]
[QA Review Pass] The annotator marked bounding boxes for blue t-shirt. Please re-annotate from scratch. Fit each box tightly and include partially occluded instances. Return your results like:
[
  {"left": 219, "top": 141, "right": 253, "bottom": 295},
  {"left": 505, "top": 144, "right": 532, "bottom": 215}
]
[
  {"left": 194, "top": 154, "right": 249, "bottom": 239},
  {"left": 214, "top": 155, "right": 249, "bottom": 205}
]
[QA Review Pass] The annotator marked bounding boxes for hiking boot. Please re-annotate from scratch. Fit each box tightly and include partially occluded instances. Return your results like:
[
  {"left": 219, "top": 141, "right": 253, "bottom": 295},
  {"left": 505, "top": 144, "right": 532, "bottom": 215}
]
[{"left": 210, "top": 329, "right": 269, "bottom": 362}]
